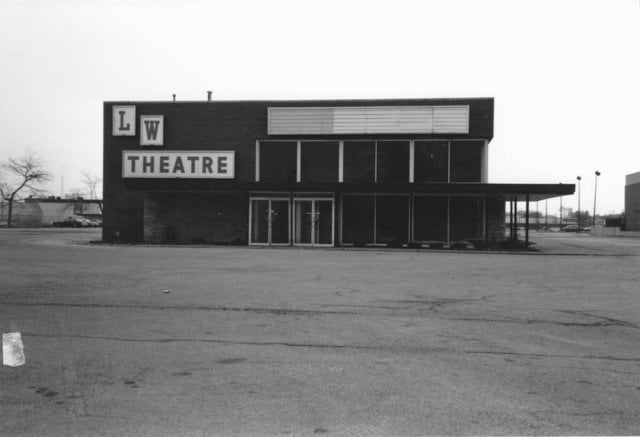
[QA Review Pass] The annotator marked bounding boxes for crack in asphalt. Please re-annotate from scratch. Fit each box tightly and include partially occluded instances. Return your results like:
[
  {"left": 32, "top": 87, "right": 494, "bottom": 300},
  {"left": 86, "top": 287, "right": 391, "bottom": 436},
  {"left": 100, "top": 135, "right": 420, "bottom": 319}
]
[
  {"left": 461, "top": 349, "right": 640, "bottom": 362},
  {"left": 22, "top": 333, "right": 640, "bottom": 363},
  {"left": 24, "top": 332, "right": 389, "bottom": 351},
  {"left": 556, "top": 310, "right": 638, "bottom": 328},
  {"left": 451, "top": 316, "right": 637, "bottom": 328},
  {"left": 2, "top": 301, "right": 358, "bottom": 316},
  {"left": 6, "top": 302, "right": 637, "bottom": 329}
]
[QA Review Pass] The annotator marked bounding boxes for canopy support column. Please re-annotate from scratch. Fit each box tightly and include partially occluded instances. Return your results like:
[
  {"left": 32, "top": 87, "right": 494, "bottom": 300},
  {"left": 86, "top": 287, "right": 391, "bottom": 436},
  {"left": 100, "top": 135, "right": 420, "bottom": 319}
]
[
  {"left": 509, "top": 197, "right": 514, "bottom": 240},
  {"left": 525, "top": 194, "right": 530, "bottom": 247},
  {"left": 514, "top": 196, "right": 518, "bottom": 242}
]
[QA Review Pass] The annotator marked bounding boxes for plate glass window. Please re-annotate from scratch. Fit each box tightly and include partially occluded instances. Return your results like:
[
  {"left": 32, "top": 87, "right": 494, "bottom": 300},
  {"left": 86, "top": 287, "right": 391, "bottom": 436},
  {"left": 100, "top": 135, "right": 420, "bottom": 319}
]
[
  {"left": 343, "top": 141, "right": 375, "bottom": 183},
  {"left": 413, "top": 196, "right": 448, "bottom": 242},
  {"left": 259, "top": 142, "right": 297, "bottom": 182},
  {"left": 301, "top": 142, "right": 339, "bottom": 183},
  {"left": 450, "top": 141, "right": 482, "bottom": 182},
  {"left": 377, "top": 141, "right": 409, "bottom": 183},
  {"left": 414, "top": 141, "right": 448, "bottom": 182},
  {"left": 341, "top": 195, "right": 375, "bottom": 245},
  {"left": 449, "top": 196, "right": 484, "bottom": 242},
  {"left": 376, "top": 195, "right": 409, "bottom": 246}
]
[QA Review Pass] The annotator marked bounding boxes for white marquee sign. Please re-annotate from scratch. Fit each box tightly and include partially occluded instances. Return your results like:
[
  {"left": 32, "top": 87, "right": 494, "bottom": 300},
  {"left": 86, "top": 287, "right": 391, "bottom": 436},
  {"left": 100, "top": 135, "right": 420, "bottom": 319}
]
[{"left": 122, "top": 151, "right": 235, "bottom": 179}]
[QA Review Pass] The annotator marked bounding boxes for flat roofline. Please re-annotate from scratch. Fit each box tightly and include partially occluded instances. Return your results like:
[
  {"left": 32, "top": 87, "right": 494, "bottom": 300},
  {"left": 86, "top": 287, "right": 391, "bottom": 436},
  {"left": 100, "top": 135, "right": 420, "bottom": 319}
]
[{"left": 104, "top": 97, "right": 494, "bottom": 105}]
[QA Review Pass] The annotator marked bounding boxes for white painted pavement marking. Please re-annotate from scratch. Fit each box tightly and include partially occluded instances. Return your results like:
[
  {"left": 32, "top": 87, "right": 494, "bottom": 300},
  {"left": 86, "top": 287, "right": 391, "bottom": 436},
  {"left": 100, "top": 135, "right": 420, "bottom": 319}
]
[{"left": 3, "top": 332, "right": 26, "bottom": 367}]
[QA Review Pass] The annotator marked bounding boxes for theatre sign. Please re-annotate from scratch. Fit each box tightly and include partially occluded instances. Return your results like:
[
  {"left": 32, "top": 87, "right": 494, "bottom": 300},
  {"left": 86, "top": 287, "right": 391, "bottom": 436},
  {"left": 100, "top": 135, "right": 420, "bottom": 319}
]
[{"left": 122, "top": 151, "right": 235, "bottom": 179}]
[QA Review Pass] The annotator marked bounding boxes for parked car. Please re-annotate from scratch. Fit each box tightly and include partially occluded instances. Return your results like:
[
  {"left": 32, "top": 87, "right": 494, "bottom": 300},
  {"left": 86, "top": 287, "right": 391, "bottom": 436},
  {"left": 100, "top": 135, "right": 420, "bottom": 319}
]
[
  {"left": 87, "top": 218, "right": 102, "bottom": 227},
  {"left": 76, "top": 217, "right": 97, "bottom": 227},
  {"left": 561, "top": 224, "right": 580, "bottom": 232},
  {"left": 52, "top": 216, "right": 89, "bottom": 228}
]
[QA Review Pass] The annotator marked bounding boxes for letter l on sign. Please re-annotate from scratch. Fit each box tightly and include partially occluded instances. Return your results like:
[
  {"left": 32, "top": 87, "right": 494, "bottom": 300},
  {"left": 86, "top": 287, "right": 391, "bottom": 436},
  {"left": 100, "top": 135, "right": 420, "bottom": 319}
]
[{"left": 112, "top": 105, "right": 136, "bottom": 136}]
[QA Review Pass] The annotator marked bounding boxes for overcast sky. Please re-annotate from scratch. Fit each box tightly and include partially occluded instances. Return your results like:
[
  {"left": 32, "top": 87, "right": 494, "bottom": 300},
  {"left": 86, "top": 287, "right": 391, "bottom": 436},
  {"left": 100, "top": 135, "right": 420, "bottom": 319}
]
[{"left": 1, "top": 0, "right": 638, "bottom": 215}]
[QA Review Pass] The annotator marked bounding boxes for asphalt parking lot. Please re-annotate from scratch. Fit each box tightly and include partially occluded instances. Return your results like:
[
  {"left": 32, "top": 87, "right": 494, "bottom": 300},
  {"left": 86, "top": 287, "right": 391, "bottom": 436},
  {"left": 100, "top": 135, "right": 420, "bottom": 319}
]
[{"left": 1, "top": 229, "right": 640, "bottom": 436}]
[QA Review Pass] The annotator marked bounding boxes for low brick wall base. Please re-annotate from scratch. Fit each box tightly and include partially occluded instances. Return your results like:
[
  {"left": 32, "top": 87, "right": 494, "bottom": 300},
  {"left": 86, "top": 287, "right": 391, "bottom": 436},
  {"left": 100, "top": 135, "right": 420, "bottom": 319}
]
[{"left": 144, "top": 192, "right": 248, "bottom": 244}]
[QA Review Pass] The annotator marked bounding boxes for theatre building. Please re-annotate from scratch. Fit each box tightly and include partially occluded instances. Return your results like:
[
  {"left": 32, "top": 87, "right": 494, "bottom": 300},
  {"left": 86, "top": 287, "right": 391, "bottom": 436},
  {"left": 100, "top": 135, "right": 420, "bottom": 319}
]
[{"left": 103, "top": 97, "right": 573, "bottom": 247}]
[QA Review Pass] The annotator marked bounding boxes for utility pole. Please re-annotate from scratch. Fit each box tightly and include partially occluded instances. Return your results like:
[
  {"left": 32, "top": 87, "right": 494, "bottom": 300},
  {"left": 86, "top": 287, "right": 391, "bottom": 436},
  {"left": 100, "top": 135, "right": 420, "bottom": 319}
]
[
  {"left": 560, "top": 195, "right": 563, "bottom": 228},
  {"left": 576, "top": 176, "right": 582, "bottom": 229}
]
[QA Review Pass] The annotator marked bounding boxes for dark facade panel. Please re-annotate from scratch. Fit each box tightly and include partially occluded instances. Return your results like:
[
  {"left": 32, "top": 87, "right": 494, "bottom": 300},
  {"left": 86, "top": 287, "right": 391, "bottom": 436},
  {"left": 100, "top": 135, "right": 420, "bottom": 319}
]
[
  {"left": 377, "top": 141, "right": 409, "bottom": 183},
  {"left": 260, "top": 141, "right": 297, "bottom": 183},
  {"left": 415, "top": 141, "right": 448, "bottom": 183},
  {"left": 450, "top": 141, "right": 483, "bottom": 183},
  {"left": 413, "top": 195, "right": 448, "bottom": 242},
  {"left": 449, "top": 196, "right": 484, "bottom": 242},
  {"left": 301, "top": 141, "right": 339, "bottom": 183},
  {"left": 376, "top": 195, "right": 409, "bottom": 245},
  {"left": 342, "top": 195, "right": 375, "bottom": 245},
  {"left": 343, "top": 141, "right": 375, "bottom": 183}
]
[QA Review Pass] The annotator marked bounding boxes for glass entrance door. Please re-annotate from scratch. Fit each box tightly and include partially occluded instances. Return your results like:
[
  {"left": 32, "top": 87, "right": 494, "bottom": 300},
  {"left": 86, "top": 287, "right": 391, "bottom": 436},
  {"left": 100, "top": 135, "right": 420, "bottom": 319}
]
[
  {"left": 270, "top": 200, "right": 290, "bottom": 244},
  {"left": 250, "top": 199, "right": 290, "bottom": 245},
  {"left": 293, "top": 199, "right": 334, "bottom": 246}
]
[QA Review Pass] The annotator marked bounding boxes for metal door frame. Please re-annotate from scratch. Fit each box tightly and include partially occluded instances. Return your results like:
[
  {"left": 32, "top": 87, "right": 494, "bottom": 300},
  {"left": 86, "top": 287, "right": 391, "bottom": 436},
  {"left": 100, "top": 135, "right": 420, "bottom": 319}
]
[
  {"left": 292, "top": 197, "right": 335, "bottom": 247},
  {"left": 248, "top": 197, "right": 291, "bottom": 246}
]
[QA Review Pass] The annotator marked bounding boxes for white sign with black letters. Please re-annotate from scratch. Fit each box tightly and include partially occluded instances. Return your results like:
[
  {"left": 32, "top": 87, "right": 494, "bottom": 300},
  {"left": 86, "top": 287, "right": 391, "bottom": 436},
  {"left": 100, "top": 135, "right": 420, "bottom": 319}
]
[
  {"left": 140, "top": 115, "right": 164, "bottom": 146},
  {"left": 122, "top": 151, "right": 235, "bottom": 179},
  {"left": 112, "top": 105, "right": 136, "bottom": 136}
]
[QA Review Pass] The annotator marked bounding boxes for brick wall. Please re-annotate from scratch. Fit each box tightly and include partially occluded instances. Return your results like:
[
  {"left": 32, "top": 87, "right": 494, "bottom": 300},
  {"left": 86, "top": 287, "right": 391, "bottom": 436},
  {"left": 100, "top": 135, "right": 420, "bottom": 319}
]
[
  {"left": 486, "top": 196, "right": 506, "bottom": 244},
  {"left": 144, "top": 192, "right": 248, "bottom": 244}
]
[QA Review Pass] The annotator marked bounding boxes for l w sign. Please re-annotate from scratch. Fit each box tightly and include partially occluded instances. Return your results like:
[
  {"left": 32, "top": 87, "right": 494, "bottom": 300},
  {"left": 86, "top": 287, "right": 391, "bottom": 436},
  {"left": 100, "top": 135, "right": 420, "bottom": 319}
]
[
  {"left": 112, "top": 106, "right": 164, "bottom": 146},
  {"left": 140, "top": 115, "right": 164, "bottom": 146}
]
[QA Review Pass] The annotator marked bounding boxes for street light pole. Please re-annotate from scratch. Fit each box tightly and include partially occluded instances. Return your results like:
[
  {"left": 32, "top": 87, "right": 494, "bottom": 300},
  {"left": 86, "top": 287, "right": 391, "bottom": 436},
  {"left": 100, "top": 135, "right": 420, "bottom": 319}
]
[
  {"left": 560, "top": 195, "right": 563, "bottom": 228},
  {"left": 545, "top": 199, "right": 548, "bottom": 229},
  {"left": 576, "top": 176, "right": 582, "bottom": 229},
  {"left": 593, "top": 171, "right": 601, "bottom": 227}
]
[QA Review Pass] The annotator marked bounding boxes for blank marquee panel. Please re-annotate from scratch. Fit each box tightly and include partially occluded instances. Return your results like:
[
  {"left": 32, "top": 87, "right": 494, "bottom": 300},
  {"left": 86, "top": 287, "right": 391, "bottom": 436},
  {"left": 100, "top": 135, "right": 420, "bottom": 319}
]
[{"left": 268, "top": 106, "right": 469, "bottom": 135}]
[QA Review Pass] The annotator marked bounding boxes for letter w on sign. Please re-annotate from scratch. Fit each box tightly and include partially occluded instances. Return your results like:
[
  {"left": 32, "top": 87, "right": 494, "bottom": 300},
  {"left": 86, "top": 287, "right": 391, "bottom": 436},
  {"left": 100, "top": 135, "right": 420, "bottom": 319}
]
[
  {"left": 144, "top": 120, "right": 160, "bottom": 140},
  {"left": 140, "top": 115, "right": 164, "bottom": 146}
]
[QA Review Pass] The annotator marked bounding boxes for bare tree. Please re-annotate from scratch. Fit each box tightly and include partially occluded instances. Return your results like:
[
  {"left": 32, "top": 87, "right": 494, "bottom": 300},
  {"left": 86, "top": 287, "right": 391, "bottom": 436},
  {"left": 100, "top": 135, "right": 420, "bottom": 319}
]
[
  {"left": 0, "top": 153, "right": 52, "bottom": 228},
  {"left": 81, "top": 172, "right": 102, "bottom": 199}
]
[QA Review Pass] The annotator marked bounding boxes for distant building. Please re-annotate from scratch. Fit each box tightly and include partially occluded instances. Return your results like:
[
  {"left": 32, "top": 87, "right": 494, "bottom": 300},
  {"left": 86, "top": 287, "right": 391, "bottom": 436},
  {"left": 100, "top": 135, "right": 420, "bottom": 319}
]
[
  {"left": 0, "top": 197, "right": 102, "bottom": 227},
  {"left": 625, "top": 172, "right": 640, "bottom": 231}
]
